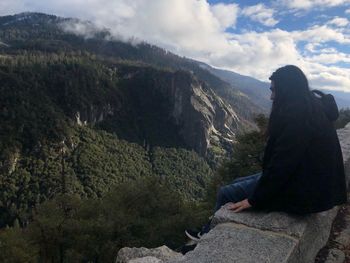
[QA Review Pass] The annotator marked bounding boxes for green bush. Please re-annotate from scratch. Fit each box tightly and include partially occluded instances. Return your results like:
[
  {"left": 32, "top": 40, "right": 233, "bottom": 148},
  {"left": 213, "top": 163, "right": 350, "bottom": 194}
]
[
  {"left": 0, "top": 178, "right": 210, "bottom": 263},
  {"left": 335, "top": 108, "right": 350, "bottom": 129}
]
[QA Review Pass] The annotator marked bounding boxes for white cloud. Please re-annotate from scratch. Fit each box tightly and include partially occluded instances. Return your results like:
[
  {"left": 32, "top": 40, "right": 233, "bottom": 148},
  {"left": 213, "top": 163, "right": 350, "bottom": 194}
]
[
  {"left": 60, "top": 20, "right": 108, "bottom": 39},
  {"left": 327, "top": 17, "right": 350, "bottom": 27},
  {"left": 201, "top": 27, "right": 350, "bottom": 91},
  {"left": 292, "top": 25, "right": 350, "bottom": 44},
  {"left": 0, "top": 0, "right": 26, "bottom": 16},
  {"left": 319, "top": 47, "right": 338, "bottom": 53},
  {"left": 305, "top": 42, "right": 322, "bottom": 53},
  {"left": 278, "top": 0, "right": 350, "bottom": 10},
  {"left": 306, "top": 52, "right": 350, "bottom": 64},
  {"left": 0, "top": 0, "right": 349, "bottom": 92},
  {"left": 241, "top": 4, "right": 279, "bottom": 27},
  {"left": 211, "top": 29, "right": 301, "bottom": 78},
  {"left": 210, "top": 3, "right": 239, "bottom": 29},
  {"left": 346, "top": 8, "right": 350, "bottom": 13},
  {"left": 307, "top": 64, "right": 350, "bottom": 91},
  {"left": 2, "top": 0, "right": 236, "bottom": 53}
]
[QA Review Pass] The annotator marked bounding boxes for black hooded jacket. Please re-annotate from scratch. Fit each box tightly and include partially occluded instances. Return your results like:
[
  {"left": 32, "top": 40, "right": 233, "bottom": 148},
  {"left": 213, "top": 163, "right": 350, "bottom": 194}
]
[{"left": 248, "top": 91, "right": 348, "bottom": 214}]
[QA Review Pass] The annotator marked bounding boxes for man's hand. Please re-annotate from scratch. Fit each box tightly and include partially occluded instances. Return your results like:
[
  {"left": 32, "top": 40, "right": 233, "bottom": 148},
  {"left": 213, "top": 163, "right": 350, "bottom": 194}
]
[{"left": 227, "top": 199, "right": 251, "bottom": 212}]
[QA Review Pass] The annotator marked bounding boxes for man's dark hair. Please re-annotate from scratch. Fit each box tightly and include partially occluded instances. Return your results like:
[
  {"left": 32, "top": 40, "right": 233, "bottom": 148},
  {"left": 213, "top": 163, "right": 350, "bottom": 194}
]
[{"left": 266, "top": 65, "right": 326, "bottom": 139}]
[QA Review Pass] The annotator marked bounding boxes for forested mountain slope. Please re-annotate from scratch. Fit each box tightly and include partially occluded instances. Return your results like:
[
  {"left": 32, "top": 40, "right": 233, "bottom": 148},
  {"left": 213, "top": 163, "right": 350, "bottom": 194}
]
[{"left": 0, "top": 12, "right": 266, "bottom": 227}]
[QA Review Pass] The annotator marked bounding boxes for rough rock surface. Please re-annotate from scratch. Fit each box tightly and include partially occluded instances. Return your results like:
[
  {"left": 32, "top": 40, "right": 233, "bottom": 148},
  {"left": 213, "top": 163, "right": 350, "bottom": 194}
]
[
  {"left": 336, "top": 122, "right": 350, "bottom": 187},
  {"left": 75, "top": 103, "right": 114, "bottom": 126},
  {"left": 128, "top": 256, "right": 163, "bottom": 263},
  {"left": 74, "top": 69, "right": 244, "bottom": 157},
  {"left": 116, "top": 245, "right": 183, "bottom": 263},
  {"left": 211, "top": 208, "right": 310, "bottom": 238},
  {"left": 315, "top": 193, "right": 350, "bottom": 262},
  {"left": 155, "top": 71, "right": 241, "bottom": 156},
  {"left": 168, "top": 205, "right": 338, "bottom": 263},
  {"left": 324, "top": 249, "right": 346, "bottom": 263},
  {"left": 169, "top": 223, "right": 298, "bottom": 263}
]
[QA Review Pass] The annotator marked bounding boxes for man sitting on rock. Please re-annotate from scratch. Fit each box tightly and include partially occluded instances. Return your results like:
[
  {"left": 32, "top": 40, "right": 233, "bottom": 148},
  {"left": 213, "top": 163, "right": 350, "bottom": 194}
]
[{"left": 184, "top": 65, "right": 348, "bottom": 248}]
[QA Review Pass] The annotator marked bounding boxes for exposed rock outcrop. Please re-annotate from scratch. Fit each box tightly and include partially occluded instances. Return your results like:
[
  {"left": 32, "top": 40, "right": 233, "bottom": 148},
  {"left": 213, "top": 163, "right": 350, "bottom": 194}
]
[
  {"left": 174, "top": 205, "right": 339, "bottom": 263},
  {"left": 116, "top": 245, "right": 183, "bottom": 263},
  {"left": 1, "top": 147, "right": 20, "bottom": 175},
  {"left": 78, "top": 68, "right": 245, "bottom": 158},
  {"left": 75, "top": 103, "right": 114, "bottom": 126},
  {"left": 315, "top": 193, "right": 350, "bottom": 262},
  {"left": 167, "top": 71, "right": 240, "bottom": 156},
  {"left": 324, "top": 249, "right": 346, "bottom": 263},
  {"left": 129, "top": 69, "right": 243, "bottom": 156}
]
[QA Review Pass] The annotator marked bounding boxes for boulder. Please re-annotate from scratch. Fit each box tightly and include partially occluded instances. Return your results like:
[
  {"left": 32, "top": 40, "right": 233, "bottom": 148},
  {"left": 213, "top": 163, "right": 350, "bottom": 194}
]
[
  {"left": 128, "top": 256, "right": 163, "bottom": 263},
  {"left": 324, "top": 249, "right": 346, "bottom": 263},
  {"left": 116, "top": 245, "right": 183, "bottom": 263}
]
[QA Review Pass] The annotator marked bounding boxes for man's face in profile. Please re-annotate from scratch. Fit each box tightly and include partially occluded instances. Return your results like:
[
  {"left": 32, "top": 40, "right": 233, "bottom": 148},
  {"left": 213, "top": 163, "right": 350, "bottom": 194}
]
[{"left": 270, "top": 80, "right": 275, "bottom": 101}]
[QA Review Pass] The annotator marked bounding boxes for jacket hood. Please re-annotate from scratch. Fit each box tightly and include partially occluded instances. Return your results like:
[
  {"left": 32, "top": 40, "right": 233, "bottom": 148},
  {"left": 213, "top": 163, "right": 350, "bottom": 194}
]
[{"left": 311, "top": 90, "right": 339, "bottom": 122}]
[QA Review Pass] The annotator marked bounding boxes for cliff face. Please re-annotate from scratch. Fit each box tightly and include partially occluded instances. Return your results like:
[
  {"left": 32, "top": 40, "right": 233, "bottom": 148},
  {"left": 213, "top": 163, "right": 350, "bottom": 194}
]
[
  {"left": 75, "top": 104, "right": 115, "bottom": 126},
  {"left": 0, "top": 12, "right": 264, "bottom": 159},
  {"left": 81, "top": 66, "right": 242, "bottom": 158},
  {"left": 71, "top": 65, "right": 241, "bottom": 157},
  {"left": 170, "top": 72, "right": 239, "bottom": 156},
  {"left": 136, "top": 69, "right": 240, "bottom": 155}
]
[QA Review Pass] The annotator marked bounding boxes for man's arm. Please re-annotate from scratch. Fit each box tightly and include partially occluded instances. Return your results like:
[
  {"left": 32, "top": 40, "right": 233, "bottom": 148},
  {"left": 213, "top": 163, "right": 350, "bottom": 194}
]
[{"left": 248, "top": 114, "right": 311, "bottom": 208}]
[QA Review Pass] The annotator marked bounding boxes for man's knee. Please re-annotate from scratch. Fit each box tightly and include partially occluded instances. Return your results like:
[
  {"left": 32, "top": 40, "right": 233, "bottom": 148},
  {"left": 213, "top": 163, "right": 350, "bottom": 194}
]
[
  {"left": 218, "top": 183, "right": 246, "bottom": 204},
  {"left": 217, "top": 186, "right": 229, "bottom": 202}
]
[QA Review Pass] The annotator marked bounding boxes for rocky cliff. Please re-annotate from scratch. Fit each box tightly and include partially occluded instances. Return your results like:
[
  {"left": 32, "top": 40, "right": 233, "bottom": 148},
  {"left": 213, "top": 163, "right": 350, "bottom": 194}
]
[
  {"left": 120, "top": 68, "right": 241, "bottom": 157},
  {"left": 0, "top": 12, "right": 263, "bottom": 159},
  {"left": 72, "top": 65, "right": 243, "bottom": 158}
]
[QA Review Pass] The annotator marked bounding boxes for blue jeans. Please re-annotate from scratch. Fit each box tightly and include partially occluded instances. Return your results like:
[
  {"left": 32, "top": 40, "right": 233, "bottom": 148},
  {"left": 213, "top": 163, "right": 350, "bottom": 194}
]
[{"left": 214, "top": 171, "right": 262, "bottom": 212}]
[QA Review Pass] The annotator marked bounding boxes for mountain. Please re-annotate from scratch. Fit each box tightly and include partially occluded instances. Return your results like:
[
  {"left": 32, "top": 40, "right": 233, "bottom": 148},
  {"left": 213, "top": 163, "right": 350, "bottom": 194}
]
[
  {"left": 0, "top": 12, "right": 270, "bottom": 226},
  {"left": 0, "top": 12, "right": 267, "bottom": 155},
  {"left": 318, "top": 89, "right": 350, "bottom": 109},
  {"left": 1, "top": 12, "right": 349, "bottom": 262},
  {"left": 200, "top": 62, "right": 350, "bottom": 111},
  {"left": 198, "top": 62, "right": 272, "bottom": 111},
  {"left": 204, "top": 63, "right": 350, "bottom": 110},
  {"left": 0, "top": 54, "right": 219, "bottom": 226}
]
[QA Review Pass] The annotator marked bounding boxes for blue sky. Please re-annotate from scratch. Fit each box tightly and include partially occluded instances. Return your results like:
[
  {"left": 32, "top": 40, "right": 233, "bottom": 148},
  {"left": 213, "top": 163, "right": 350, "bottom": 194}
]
[
  {"left": 0, "top": 0, "right": 350, "bottom": 91},
  {"left": 213, "top": 0, "right": 349, "bottom": 30}
]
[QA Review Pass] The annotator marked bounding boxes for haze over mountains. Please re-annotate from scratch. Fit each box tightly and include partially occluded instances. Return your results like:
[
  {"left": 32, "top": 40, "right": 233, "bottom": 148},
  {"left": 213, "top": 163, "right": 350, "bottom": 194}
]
[
  {"left": 1, "top": 12, "right": 349, "bottom": 228},
  {"left": 202, "top": 63, "right": 350, "bottom": 110},
  {"left": 0, "top": 12, "right": 269, "bottom": 226},
  {"left": 1, "top": 11, "right": 350, "bottom": 263},
  {"left": 2, "top": 12, "right": 349, "bottom": 110},
  {"left": 0, "top": 12, "right": 269, "bottom": 154}
]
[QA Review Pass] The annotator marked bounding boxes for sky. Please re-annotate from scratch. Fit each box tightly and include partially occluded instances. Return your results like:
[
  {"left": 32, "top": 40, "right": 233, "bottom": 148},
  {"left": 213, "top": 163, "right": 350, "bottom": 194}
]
[{"left": 0, "top": 0, "right": 350, "bottom": 92}]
